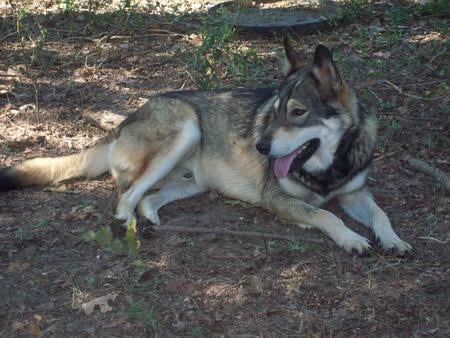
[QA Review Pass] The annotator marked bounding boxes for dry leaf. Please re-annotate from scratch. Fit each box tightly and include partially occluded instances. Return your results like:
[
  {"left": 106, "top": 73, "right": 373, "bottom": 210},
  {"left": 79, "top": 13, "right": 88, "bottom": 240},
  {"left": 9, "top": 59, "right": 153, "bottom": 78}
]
[
  {"left": 82, "top": 293, "right": 118, "bottom": 315},
  {"left": 373, "top": 51, "right": 392, "bottom": 58}
]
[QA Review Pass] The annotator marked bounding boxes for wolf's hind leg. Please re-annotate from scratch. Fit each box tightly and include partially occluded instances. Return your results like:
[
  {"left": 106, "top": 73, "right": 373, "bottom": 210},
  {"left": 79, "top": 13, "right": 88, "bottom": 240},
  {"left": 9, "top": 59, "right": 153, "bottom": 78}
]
[
  {"left": 338, "top": 188, "right": 412, "bottom": 254},
  {"left": 115, "top": 119, "right": 200, "bottom": 223},
  {"left": 137, "top": 177, "right": 205, "bottom": 225}
]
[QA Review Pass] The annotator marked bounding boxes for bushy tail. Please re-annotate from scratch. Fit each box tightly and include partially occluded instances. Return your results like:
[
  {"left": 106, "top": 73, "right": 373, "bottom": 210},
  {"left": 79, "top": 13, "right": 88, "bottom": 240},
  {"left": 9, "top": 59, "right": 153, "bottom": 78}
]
[{"left": 0, "top": 142, "right": 110, "bottom": 191}]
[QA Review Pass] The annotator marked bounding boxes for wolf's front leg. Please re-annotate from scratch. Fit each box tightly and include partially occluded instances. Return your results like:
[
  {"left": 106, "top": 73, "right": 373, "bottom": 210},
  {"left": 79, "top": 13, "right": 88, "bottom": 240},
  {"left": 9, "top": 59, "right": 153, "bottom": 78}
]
[
  {"left": 262, "top": 188, "right": 371, "bottom": 254},
  {"left": 338, "top": 188, "right": 412, "bottom": 255}
]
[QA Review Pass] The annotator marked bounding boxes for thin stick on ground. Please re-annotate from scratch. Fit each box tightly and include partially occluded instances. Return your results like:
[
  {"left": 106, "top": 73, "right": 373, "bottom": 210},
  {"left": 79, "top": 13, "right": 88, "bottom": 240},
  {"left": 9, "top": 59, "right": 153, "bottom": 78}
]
[
  {"left": 417, "top": 236, "right": 449, "bottom": 245},
  {"left": 406, "top": 157, "right": 450, "bottom": 192},
  {"left": 379, "top": 80, "right": 445, "bottom": 101},
  {"left": 151, "top": 225, "right": 325, "bottom": 244}
]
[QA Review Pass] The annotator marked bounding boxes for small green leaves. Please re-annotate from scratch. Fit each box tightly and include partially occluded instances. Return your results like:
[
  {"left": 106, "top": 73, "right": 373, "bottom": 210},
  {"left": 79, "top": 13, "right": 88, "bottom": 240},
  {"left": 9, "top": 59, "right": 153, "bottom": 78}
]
[
  {"left": 110, "top": 239, "right": 125, "bottom": 255},
  {"left": 83, "top": 230, "right": 96, "bottom": 241},
  {"left": 83, "top": 221, "right": 140, "bottom": 258},
  {"left": 34, "top": 219, "right": 49, "bottom": 228}
]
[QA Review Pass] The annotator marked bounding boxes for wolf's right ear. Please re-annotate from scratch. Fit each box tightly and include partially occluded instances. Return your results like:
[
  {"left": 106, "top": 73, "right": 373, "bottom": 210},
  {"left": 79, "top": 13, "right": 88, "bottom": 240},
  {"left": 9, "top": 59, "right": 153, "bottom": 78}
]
[{"left": 282, "top": 36, "right": 303, "bottom": 77}]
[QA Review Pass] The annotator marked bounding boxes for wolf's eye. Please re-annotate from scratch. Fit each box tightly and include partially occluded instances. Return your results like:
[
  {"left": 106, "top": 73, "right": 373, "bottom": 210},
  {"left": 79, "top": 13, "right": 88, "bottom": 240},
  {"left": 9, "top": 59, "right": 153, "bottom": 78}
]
[{"left": 291, "top": 108, "right": 307, "bottom": 117}]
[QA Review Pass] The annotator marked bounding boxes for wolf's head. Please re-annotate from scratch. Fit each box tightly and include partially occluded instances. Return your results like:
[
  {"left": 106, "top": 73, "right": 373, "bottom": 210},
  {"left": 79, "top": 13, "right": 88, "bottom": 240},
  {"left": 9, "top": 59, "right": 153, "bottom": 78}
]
[{"left": 256, "top": 38, "right": 362, "bottom": 178}]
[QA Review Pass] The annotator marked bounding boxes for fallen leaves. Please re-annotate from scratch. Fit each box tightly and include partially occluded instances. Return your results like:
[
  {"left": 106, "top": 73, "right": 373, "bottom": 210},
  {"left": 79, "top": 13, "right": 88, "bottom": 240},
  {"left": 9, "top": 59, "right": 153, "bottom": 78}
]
[{"left": 82, "top": 293, "right": 118, "bottom": 315}]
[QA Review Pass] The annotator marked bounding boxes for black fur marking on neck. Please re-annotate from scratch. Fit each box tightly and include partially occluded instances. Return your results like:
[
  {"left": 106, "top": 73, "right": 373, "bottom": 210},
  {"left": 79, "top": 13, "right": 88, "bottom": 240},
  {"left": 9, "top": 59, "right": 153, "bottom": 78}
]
[{"left": 290, "top": 126, "right": 374, "bottom": 196}]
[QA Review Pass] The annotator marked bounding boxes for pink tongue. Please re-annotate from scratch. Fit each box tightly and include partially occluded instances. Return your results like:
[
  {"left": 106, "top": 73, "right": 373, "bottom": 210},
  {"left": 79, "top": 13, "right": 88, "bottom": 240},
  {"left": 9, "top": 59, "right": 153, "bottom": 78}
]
[{"left": 274, "top": 147, "right": 304, "bottom": 178}]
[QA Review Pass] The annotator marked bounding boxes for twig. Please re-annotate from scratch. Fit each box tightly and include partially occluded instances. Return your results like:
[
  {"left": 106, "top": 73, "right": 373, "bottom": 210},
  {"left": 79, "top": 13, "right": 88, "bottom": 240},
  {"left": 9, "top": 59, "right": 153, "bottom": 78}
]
[
  {"left": 377, "top": 113, "right": 443, "bottom": 122},
  {"left": 373, "top": 150, "right": 398, "bottom": 163},
  {"left": 368, "top": 88, "right": 382, "bottom": 104},
  {"left": 417, "top": 236, "right": 449, "bottom": 245},
  {"left": 406, "top": 157, "right": 450, "bottom": 192},
  {"left": 109, "top": 30, "right": 187, "bottom": 40},
  {"left": 150, "top": 225, "right": 325, "bottom": 244},
  {"left": 379, "top": 80, "right": 445, "bottom": 101},
  {"left": 32, "top": 78, "right": 39, "bottom": 124},
  {"left": 428, "top": 47, "right": 448, "bottom": 64},
  {"left": 0, "top": 30, "right": 19, "bottom": 42}
]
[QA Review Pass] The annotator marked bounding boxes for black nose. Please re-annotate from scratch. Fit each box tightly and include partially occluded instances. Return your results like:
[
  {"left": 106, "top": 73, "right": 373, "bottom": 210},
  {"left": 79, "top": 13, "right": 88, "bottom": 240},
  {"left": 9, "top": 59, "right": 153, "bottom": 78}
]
[{"left": 256, "top": 140, "right": 271, "bottom": 155}]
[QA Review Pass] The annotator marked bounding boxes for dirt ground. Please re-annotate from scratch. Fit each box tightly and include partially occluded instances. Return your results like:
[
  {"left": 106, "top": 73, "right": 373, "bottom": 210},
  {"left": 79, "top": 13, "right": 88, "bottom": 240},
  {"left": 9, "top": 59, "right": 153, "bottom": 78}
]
[{"left": 0, "top": 1, "right": 449, "bottom": 336}]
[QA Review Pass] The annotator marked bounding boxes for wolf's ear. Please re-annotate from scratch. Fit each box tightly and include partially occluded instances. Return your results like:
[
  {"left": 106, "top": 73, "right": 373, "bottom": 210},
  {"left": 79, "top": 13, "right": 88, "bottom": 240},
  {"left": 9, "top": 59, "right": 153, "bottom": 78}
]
[
  {"left": 282, "top": 36, "right": 303, "bottom": 77},
  {"left": 312, "top": 45, "right": 343, "bottom": 92},
  {"left": 312, "top": 45, "right": 355, "bottom": 109}
]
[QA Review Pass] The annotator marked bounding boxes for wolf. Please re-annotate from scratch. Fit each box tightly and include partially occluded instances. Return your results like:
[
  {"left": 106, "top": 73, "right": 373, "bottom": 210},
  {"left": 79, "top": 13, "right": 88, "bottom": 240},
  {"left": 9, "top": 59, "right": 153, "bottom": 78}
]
[{"left": 0, "top": 38, "right": 411, "bottom": 254}]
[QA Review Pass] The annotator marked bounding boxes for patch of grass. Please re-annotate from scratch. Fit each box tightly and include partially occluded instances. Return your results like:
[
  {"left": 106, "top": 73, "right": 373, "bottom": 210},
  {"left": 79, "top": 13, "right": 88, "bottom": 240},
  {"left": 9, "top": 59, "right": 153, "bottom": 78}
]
[
  {"left": 33, "top": 219, "right": 49, "bottom": 228},
  {"left": 254, "top": 238, "right": 325, "bottom": 255},
  {"left": 375, "top": 29, "right": 404, "bottom": 49},
  {"left": 380, "top": 99, "right": 397, "bottom": 112},
  {"left": 354, "top": 29, "right": 370, "bottom": 55},
  {"left": 331, "top": 46, "right": 345, "bottom": 63},
  {"left": 288, "top": 240, "right": 326, "bottom": 253},
  {"left": 57, "top": 0, "right": 79, "bottom": 13},
  {"left": 15, "top": 228, "right": 31, "bottom": 242},
  {"left": 388, "top": 5, "right": 409, "bottom": 26},
  {"left": 188, "top": 326, "right": 207, "bottom": 338},
  {"left": 378, "top": 118, "right": 402, "bottom": 152},
  {"left": 185, "top": 8, "right": 262, "bottom": 89},
  {"left": 369, "top": 58, "right": 388, "bottom": 70},
  {"left": 121, "top": 301, "right": 159, "bottom": 331},
  {"left": 341, "top": 0, "right": 373, "bottom": 23},
  {"left": 84, "top": 274, "right": 97, "bottom": 288},
  {"left": 416, "top": 0, "right": 450, "bottom": 17}
]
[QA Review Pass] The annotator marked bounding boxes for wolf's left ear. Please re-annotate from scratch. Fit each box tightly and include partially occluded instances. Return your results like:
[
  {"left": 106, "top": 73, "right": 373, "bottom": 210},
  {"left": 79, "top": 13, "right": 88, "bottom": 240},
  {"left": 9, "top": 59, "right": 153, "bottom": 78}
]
[
  {"left": 282, "top": 36, "right": 303, "bottom": 77},
  {"left": 312, "top": 45, "right": 343, "bottom": 92}
]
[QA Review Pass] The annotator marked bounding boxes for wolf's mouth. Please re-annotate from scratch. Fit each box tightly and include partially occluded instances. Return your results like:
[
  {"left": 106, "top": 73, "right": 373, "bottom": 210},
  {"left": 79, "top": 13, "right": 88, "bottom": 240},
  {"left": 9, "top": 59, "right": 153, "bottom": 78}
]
[{"left": 274, "top": 138, "right": 320, "bottom": 178}]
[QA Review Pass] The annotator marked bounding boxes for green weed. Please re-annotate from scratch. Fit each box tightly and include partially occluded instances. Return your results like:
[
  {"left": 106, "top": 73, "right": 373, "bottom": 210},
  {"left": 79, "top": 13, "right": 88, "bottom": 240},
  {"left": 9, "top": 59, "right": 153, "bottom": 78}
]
[
  {"left": 15, "top": 228, "right": 31, "bottom": 242},
  {"left": 354, "top": 29, "right": 370, "bottom": 55},
  {"left": 189, "top": 326, "right": 207, "bottom": 338},
  {"left": 388, "top": 5, "right": 409, "bottom": 26},
  {"left": 379, "top": 118, "right": 401, "bottom": 152},
  {"left": 417, "top": 0, "right": 450, "bottom": 17},
  {"left": 341, "top": 0, "right": 373, "bottom": 22},
  {"left": 34, "top": 219, "right": 49, "bottom": 228},
  {"left": 57, "top": 0, "right": 79, "bottom": 13},
  {"left": 121, "top": 301, "right": 159, "bottom": 330},
  {"left": 83, "top": 219, "right": 141, "bottom": 258},
  {"left": 186, "top": 8, "right": 261, "bottom": 89}
]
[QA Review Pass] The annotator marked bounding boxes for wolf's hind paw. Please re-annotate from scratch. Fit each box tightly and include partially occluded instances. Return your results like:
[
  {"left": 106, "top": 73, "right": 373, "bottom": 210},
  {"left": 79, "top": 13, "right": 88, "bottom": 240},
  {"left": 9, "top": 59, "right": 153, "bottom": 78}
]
[
  {"left": 137, "top": 199, "right": 161, "bottom": 225},
  {"left": 142, "top": 208, "right": 161, "bottom": 226}
]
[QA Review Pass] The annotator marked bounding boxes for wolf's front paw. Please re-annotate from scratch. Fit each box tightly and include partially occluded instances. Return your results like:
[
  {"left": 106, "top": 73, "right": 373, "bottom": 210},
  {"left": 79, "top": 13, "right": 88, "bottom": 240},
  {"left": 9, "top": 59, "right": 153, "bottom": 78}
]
[
  {"left": 337, "top": 229, "right": 372, "bottom": 254},
  {"left": 378, "top": 233, "right": 412, "bottom": 255}
]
